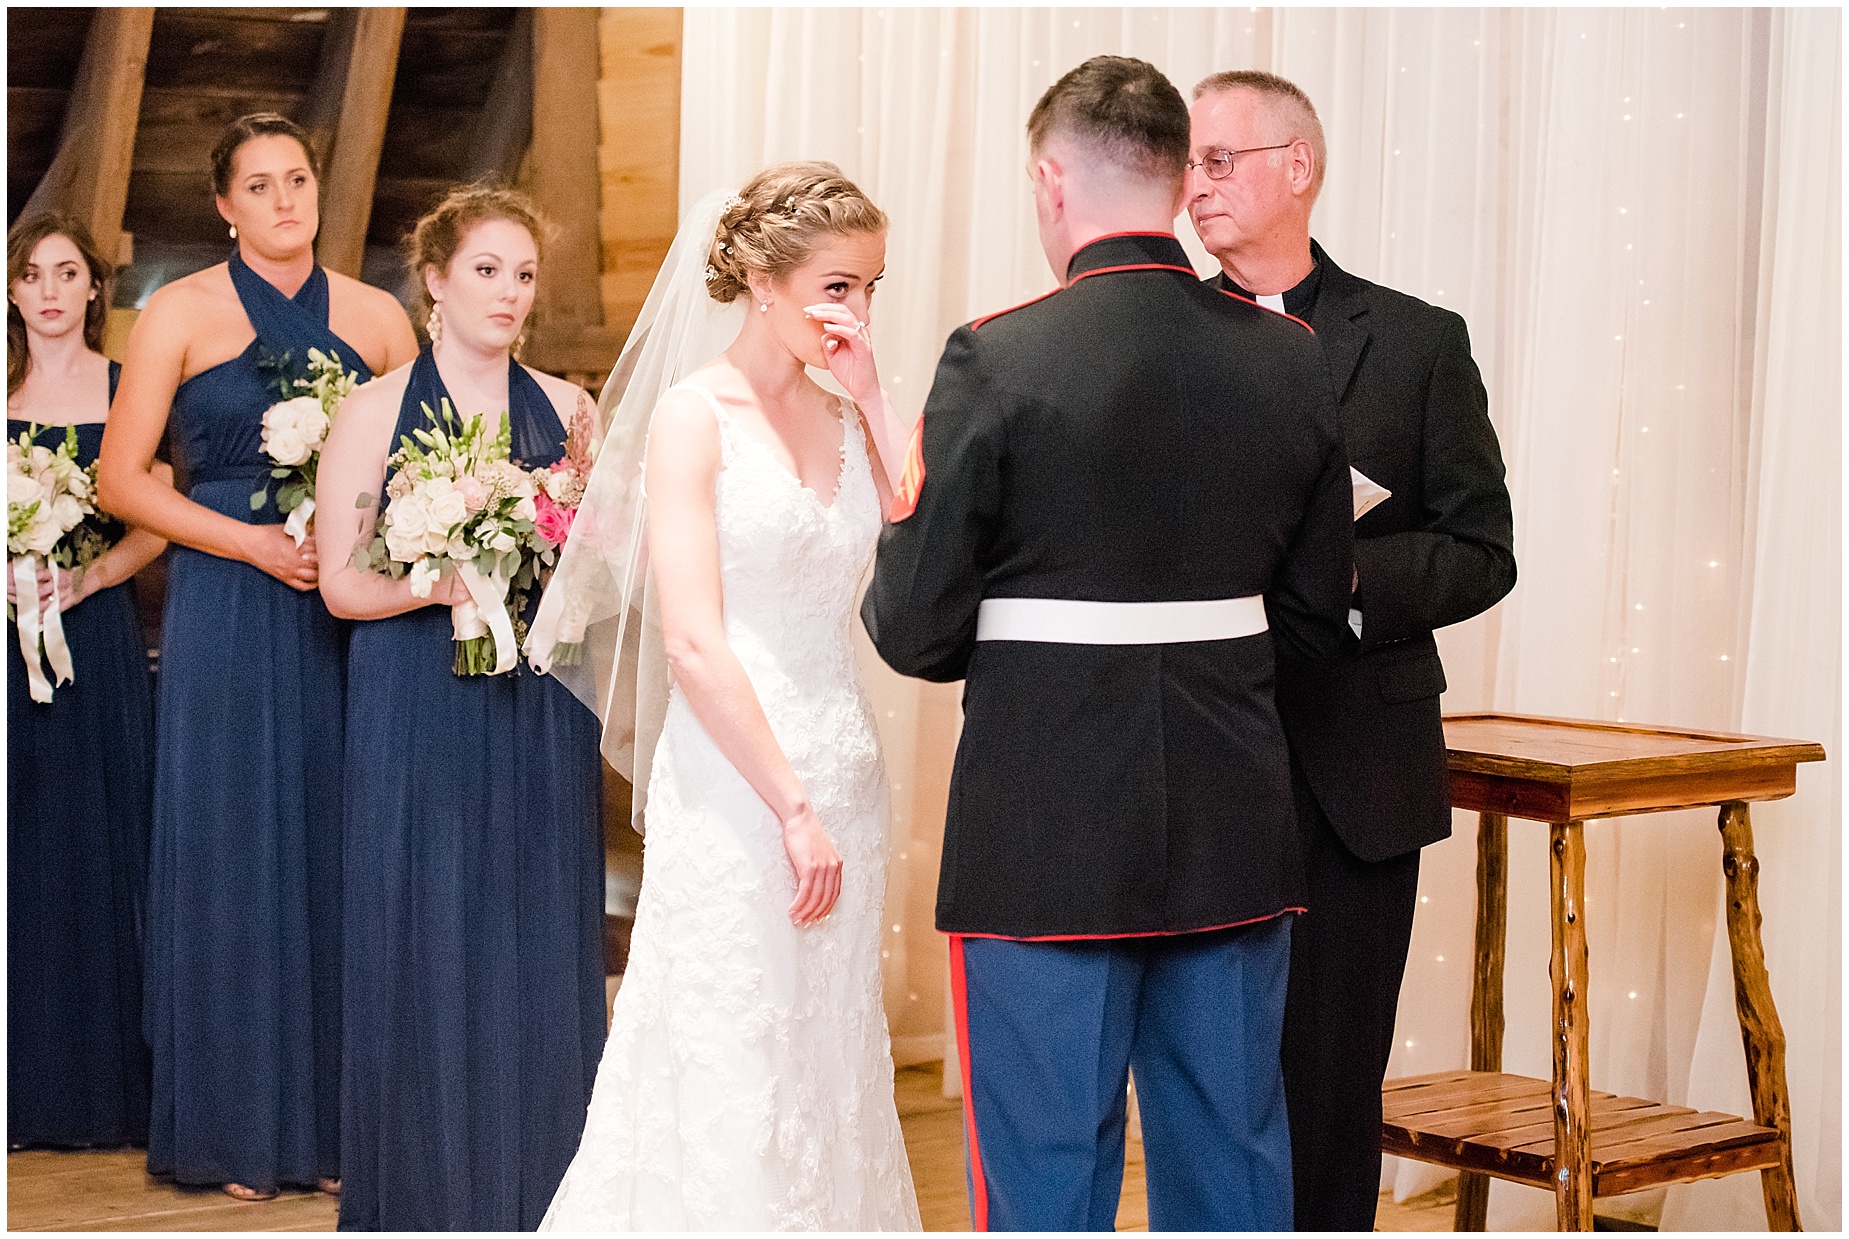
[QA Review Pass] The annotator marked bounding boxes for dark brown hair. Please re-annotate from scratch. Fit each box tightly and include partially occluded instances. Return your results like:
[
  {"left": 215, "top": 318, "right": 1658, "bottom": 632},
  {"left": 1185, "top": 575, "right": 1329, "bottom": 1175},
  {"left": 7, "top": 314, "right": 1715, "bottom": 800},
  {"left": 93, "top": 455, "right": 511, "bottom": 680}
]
[
  {"left": 705, "top": 162, "right": 888, "bottom": 304},
  {"left": 7, "top": 213, "right": 112, "bottom": 397},
  {"left": 403, "top": 183, "right": 549, "bottom": 324},
  {"left": 1192, "top": 70, "right": 1327, "bottom": 198},
  {"left": 210, "top": 112, "right": 320, "bottom": 197},
  {"left": 1027, "top": 56, "right": 1191, "bottom": 185}
]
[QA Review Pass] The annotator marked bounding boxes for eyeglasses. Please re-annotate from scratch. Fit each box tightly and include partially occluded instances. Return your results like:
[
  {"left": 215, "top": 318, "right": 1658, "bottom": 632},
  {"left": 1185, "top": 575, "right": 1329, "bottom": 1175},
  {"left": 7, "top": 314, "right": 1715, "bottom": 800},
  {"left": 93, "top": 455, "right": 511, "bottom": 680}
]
[{"left": 1186, "top": 143, "right": 1294, "bottom": 180}]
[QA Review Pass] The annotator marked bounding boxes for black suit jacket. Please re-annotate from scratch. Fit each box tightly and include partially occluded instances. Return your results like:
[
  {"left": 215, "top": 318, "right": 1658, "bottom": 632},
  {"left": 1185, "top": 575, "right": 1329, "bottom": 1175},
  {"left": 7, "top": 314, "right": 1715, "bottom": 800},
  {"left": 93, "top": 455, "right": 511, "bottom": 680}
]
[
  {"left": 1237, "top": 241, "right": 1516, "bottom": 862},
  {"left": 864, "top": 233, "right": 1355, "bottom": 938}
]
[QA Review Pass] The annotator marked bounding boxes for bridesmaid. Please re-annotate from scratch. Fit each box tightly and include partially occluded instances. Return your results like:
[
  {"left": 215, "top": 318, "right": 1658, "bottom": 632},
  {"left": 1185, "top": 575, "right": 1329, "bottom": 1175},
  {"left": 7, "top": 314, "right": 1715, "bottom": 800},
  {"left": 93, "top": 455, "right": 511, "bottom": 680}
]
[
  {"left": 7, "top": 214, "right": 166, "bottom": 1150},
  {"left": 97, "top": 113, "right": 417, "bottom": 1199},
  {"left": 317, "top": 185, "right": 605, "bottom": 1231}
]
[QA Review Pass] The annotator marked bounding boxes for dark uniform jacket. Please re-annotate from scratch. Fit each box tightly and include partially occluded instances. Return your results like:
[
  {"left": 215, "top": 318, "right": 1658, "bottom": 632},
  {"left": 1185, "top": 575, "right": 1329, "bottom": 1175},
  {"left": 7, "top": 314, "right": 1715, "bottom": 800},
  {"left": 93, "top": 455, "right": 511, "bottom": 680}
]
[
  {"left": 863, "top": 232, "right": 1355, "bottom": 939},
  {"left": 1235, "top": 241, "right": 1516, "bottom": 862}
]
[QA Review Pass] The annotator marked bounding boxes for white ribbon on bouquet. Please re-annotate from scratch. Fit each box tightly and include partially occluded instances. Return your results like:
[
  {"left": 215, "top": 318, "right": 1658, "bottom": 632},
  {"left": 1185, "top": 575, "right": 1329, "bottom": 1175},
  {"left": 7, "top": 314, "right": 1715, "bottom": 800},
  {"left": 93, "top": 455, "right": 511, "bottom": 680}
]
[
  {"left": 12, "top": 554, "right": 74, "bottom": 703},
  {"left": 452, "top": 560, "right": 518, "bottom": 676},
  {"left": 284, "top": 497, "right": 315, "bottom": 548}
]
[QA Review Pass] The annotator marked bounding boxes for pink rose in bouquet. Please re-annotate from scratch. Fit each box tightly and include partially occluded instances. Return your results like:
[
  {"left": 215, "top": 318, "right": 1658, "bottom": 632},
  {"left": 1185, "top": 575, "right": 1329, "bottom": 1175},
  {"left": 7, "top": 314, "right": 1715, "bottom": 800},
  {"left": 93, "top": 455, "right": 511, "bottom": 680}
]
[{"left": 533, "top": 489, "right": 575, "bottom": 547}]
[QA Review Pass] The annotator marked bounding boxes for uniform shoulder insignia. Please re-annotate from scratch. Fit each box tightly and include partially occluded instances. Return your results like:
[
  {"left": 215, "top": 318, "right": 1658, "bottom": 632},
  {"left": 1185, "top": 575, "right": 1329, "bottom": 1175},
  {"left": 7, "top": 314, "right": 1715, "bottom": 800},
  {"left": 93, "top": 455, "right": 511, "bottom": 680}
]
[
  {"left": 971, "top": 287, "right": 1061, "bottom": 331},
  {"left": 889, "top": 416, "right": 926, "bottom": 522},
  {"left": 1214, "top": 285, "right": 1315, "bottom": 335}
]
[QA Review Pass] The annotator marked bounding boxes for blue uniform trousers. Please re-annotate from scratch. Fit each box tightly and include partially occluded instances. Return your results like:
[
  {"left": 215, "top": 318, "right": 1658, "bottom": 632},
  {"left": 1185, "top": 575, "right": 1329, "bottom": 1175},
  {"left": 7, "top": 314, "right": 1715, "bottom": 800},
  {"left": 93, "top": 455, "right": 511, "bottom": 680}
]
[{"left": 950, "top": 916, "right": 1294, "bottom": 1231}]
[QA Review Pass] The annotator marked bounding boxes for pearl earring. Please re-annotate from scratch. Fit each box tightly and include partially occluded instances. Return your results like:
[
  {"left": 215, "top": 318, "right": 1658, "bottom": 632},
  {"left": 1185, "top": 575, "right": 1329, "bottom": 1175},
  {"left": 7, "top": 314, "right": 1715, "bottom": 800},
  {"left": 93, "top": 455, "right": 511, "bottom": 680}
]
[
  {"left": 228, "top": 224, "right": 238, "bottom": 240},
  {"left": 426, "top": 304, "right": 444, "bottom": 348},
  {"left": 759, "top": 301, "right": 770, "bottom": 313}
]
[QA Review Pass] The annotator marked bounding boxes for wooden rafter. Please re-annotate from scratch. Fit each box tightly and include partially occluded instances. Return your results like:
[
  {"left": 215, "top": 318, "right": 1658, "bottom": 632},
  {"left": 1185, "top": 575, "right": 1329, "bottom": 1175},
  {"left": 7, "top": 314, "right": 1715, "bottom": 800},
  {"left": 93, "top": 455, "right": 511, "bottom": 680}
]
[
  {"left": 465, "top": 7, "right": 534, "bottom": 185},
  {"left": 301, "top": 7, "right": 406, "bottom": 278},
  {"left": 22, "top": 8, "right": 155, "bottom": 266}
]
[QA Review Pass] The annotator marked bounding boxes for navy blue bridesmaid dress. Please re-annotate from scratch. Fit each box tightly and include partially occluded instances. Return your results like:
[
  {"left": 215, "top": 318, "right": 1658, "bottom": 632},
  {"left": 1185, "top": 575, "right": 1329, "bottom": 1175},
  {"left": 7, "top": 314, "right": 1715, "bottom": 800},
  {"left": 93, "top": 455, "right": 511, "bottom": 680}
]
[
  {"left": 144, "top": 252, "right": 370, "bottom": 1192},
  {"left": 339, "top": 348, "right": 605, "bottom": 1231},
  {"left": 7, "top": 370, "right": 157, "bottom": 1149}
]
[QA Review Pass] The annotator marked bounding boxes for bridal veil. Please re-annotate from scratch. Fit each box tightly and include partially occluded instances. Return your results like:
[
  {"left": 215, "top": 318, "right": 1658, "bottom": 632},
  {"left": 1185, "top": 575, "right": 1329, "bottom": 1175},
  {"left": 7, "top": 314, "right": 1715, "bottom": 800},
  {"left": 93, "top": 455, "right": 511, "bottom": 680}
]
[{"left": 526, "top": 189, "right": 744, "bottom": 830}]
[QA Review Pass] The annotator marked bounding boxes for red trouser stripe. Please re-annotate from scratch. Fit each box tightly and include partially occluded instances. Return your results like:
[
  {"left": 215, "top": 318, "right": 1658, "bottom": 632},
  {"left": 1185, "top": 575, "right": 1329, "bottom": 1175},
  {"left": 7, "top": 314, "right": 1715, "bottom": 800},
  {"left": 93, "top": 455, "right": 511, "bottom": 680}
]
[{"left": 947, "top": 934, "right": 989, "bottom": 1231}]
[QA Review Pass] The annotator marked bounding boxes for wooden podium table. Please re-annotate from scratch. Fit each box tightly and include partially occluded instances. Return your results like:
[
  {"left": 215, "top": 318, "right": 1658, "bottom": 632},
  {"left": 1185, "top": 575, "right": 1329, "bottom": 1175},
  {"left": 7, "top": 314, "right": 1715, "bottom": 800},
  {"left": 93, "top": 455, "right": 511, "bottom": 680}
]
[{"left": 1381, "top": 713, "right": 1825, "bottom": 1231}]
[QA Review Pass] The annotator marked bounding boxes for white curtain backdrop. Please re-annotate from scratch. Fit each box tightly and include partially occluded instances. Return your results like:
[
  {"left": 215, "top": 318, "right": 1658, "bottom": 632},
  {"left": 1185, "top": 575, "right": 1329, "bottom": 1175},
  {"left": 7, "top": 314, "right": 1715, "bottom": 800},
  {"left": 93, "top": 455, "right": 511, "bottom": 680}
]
[{"left": 677, "top": 8, "right": 1840, "bottom": 1228}]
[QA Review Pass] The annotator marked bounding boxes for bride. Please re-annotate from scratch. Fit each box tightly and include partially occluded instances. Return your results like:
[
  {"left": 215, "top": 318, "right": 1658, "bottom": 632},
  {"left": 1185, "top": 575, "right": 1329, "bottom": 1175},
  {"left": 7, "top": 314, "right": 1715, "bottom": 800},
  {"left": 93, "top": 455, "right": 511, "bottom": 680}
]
[{"left": 527, "top": 164, "right": 922, "bottom": 1230}]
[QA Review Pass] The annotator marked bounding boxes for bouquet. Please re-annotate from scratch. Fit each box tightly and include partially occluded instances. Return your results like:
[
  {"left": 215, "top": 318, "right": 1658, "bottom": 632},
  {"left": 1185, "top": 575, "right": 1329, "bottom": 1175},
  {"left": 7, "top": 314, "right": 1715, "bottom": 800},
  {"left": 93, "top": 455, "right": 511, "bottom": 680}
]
[
  {"left": 7, "top": 424, "right": 107, "bottom": 702},
  {"left": 527, "top": 394, "right": 594, "bottom": 666},
  {"left": 252, "top": 346, "right": 357, "bottom": 546},
  {"left": 352, "top": 398, "right": 587, "bottom": 676}
]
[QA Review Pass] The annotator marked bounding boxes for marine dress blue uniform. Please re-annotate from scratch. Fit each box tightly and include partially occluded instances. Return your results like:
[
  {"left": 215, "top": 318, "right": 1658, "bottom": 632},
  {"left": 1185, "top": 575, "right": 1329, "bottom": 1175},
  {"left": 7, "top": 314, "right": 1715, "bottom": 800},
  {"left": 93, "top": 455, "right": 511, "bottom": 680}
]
[{"left": 864, "top": 232, "right": 1355, "bottom": 1230}]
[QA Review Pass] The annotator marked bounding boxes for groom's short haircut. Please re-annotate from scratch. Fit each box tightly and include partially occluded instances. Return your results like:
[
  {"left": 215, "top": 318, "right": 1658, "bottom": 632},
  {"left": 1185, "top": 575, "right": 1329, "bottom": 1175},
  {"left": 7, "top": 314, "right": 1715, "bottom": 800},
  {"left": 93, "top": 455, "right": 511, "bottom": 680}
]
[{"left": 1028, "top": 56, "right": 1191, "bottom": 186}]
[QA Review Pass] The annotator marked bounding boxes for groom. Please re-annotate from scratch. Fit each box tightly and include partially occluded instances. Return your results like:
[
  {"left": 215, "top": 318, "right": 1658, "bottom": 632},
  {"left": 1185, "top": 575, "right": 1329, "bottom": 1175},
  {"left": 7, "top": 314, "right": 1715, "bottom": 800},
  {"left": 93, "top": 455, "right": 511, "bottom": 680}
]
[{"left": 864, "top": 56, "right": 1354, "bottom": 1231}]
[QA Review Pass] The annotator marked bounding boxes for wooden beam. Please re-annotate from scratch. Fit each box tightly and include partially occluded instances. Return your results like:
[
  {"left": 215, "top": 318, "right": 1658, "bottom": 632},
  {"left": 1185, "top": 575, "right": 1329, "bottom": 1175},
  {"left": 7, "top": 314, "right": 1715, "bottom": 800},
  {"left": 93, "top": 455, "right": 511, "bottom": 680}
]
[
  {"left": 302, "top": 7, "right": 405, "bottom": 278},
  {"left": 297, "top": 9, "right": 359, "bottom": 167},
  {"left": 22, "top": 8, "right": 155, "bottom": 265},
  {"left": 465, "top": 7, "right": 534, "bottom": 184},
  {"left": 529, "top": 6, "right": 605, "bottom": 351}
]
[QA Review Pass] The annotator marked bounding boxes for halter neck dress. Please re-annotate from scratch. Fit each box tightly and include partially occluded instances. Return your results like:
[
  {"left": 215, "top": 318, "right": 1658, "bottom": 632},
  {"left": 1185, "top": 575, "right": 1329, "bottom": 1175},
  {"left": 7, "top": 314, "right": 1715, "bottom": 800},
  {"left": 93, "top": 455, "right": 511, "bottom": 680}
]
[
  {"left": 8, "top": 363, "right": 156, "bottom": 1149},
  {"left": 144, "top": 252, "right": 369, "bottom": 1192},
  {"left": 338, "top": 347, "right": 604, "bottom": 1231}
]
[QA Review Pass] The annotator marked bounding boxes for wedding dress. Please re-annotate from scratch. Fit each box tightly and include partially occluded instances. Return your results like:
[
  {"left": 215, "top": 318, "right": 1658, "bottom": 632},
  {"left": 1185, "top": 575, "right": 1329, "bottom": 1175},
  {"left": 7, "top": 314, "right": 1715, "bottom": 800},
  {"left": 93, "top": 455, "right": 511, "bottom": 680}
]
[{"left": 538, "top": 381, "right": 920, "bottom": 1231}]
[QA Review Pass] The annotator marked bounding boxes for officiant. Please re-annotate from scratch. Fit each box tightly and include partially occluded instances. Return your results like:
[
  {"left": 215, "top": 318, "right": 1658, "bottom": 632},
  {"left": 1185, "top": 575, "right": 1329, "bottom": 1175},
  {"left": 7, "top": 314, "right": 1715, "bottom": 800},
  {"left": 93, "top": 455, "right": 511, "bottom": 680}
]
[{"left": 1184, "top": 71, "right": 1517, "bottom": 1232}]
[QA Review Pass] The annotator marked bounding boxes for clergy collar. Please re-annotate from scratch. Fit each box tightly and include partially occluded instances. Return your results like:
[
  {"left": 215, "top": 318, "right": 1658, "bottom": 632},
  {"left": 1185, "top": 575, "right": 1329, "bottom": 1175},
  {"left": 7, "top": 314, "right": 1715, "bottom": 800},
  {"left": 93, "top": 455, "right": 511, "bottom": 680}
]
[
  {"left": 1064, "top": 232, "right": 1197, "bottom": 283},
  {"left": 1219, "top": 260, "right": 1323, "bottom": 319}
]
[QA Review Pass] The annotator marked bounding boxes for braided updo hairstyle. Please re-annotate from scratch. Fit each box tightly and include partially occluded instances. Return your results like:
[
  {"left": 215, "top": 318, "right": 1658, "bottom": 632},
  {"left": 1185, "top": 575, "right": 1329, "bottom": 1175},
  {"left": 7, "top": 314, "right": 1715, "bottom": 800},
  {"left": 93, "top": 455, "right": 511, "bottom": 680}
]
[{"left": 704, "top": 162, "right": 888, "bottom": 304}]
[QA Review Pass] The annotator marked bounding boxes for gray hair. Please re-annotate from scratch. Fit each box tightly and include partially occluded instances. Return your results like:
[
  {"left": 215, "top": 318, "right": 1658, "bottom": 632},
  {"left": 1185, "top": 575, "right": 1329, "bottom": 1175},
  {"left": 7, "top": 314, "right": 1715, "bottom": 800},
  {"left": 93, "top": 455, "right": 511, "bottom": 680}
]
[{"left": 1193, "top": 70, "right": 1327, "bottom": 201}]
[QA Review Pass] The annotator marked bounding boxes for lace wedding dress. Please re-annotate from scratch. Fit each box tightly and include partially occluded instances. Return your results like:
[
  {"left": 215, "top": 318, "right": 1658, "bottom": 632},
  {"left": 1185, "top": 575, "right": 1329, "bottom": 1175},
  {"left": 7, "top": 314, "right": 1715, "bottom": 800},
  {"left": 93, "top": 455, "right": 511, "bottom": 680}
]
[{"left": 540, "top": 384, "right": 921, "bottom": 1231}]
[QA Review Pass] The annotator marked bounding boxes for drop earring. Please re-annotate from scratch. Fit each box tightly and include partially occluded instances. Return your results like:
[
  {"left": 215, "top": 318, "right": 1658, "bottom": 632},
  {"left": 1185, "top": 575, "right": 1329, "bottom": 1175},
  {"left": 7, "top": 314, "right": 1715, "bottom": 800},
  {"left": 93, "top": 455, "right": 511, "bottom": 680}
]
[
  {"left": 512, "top": 331, "right": 525, "bottom": 360},
  {"left": 228, "top": 224, "right": 238, "bottom": 240},
  {"left": 426, "top": 304, "right": 444, "bottom": 348}
]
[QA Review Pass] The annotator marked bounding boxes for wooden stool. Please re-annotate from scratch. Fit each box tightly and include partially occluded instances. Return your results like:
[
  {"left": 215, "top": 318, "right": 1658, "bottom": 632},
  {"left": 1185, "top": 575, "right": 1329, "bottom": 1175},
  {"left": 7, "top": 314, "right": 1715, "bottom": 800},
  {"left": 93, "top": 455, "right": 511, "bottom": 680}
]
[{"left": 1380, "top": 713, "right": 1824, "bottom": 1231}]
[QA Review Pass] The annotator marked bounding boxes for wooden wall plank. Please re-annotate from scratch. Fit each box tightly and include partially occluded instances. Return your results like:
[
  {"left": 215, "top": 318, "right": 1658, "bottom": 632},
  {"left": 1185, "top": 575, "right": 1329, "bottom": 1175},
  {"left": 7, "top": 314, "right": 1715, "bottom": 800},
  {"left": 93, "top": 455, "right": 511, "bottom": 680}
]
[
  {"left": 306, "top": 7, "right": 406, "bottom": 278},
  {"left": 598, "top": 9, "right": 682, "bottom": 341},
  {"left": 23, "top": 8, "right": 156, "bottom": 265}
]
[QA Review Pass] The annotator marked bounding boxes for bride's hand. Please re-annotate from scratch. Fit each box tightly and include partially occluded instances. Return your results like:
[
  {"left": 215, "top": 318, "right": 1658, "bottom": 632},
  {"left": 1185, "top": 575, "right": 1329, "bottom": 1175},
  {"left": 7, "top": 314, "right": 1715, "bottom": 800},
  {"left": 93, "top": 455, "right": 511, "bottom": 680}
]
[
  {"left": 782, "top": 804, "right": 843, "bottom": 927},
  {"left": 806, "top": 304, "right": 881, "bottom": 405}
]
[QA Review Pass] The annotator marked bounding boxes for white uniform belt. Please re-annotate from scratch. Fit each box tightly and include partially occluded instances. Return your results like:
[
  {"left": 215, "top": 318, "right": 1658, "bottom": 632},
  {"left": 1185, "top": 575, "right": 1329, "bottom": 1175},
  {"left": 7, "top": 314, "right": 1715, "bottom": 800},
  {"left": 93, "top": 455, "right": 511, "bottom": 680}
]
[{"left": 974, "top": 596, "right": 1268, "bottom": 645}]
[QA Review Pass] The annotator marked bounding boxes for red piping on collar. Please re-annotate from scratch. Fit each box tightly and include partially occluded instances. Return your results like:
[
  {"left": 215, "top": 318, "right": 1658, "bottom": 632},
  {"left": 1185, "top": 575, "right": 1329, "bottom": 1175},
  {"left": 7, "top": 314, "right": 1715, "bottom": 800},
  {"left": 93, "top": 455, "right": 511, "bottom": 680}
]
[
  {"left": 970, "top": 286, "right": 1060, "bottom": 331},
  {"left": 1066, "top": 261, "right": 1202, "bottom": 285},
  {"left": 1215, "top": 285, "right": 1315, "bottom": 334},
  {"left": 1082, "top": 230, "right": 1180, "bottom": 243},
  {"left": 949, "top": 906, "right": 1304, "bottom": 943}
]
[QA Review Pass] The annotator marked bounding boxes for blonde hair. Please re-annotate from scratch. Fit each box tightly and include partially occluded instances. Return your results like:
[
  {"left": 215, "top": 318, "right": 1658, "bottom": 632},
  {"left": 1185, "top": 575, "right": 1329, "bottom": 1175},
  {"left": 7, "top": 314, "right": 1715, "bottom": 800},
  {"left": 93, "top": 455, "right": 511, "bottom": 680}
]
[
  {"left": 404, "top": 183, "right": 549, "bottom": 320},
  {"left": 704, "top": 162, "right": 888, "bottom": 304}
]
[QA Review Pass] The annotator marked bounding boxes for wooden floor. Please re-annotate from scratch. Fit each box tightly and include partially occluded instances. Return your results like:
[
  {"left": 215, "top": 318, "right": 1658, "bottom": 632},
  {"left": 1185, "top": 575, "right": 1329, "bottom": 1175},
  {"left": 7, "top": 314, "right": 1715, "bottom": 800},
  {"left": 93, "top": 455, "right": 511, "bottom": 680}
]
[{"left": 8, "top": 1062, "right": 1454, "bottom": 1231}]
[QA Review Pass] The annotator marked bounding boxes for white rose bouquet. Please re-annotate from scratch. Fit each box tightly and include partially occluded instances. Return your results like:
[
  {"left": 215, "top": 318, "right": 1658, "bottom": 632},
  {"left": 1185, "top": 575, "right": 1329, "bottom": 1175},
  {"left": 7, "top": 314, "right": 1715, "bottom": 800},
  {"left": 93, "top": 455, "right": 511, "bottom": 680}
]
[
  {"left": 351, "top": 398, "right": 562, "bottom": 676},
  {"left": 251, "top": 346, "right": 357, "bottom": 546},
  {"left": 7, "top": 424, "right": 109, "bottom": 702}
]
